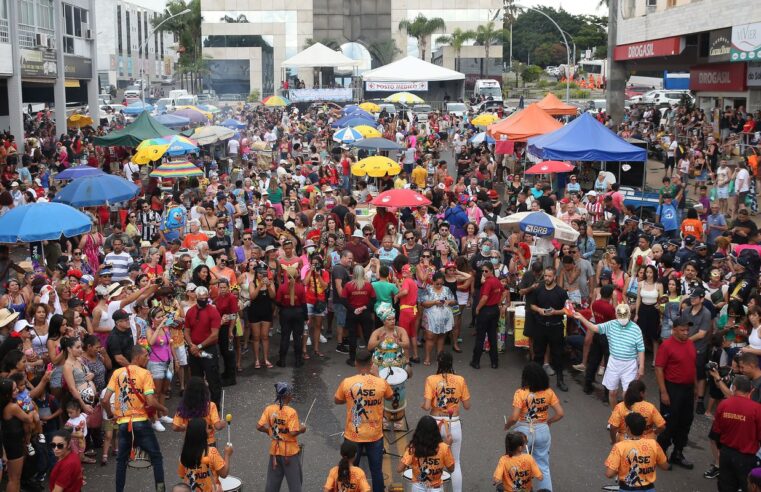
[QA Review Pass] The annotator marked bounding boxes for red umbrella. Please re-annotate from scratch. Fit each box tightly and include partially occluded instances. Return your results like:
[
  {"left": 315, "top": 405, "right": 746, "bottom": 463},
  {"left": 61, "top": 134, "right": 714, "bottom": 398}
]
[
  {"left": 525, "top": 161, "right": 575, "bottom": 174},
  {"left": 370, "top": 189, "right": 432, "bottom": 208}
]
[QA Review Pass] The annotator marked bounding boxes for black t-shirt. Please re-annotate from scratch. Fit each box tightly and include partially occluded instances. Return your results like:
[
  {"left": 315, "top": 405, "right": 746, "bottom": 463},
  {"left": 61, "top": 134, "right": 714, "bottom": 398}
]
[
  {"left": 470, "top": 253, "right": 491, "bottom": 290},
  {"left": 107, "top": 328, "right": 134, "bottom": 369},
  {"left": 253, "top": 233, "right": 278, "bottom": 251},
  {"left": 534, "top": 284, "right": 568, "bottom": 325},
  {"left": 332, "top": 263, "right": 350, "bottom": 305},
  {"left": 537, "top": 195, "right": 555, "bottom": 214},
  {"left": 332, "top": 204, "right": 349, "bottom": 224},
  {"left": 731, "top": 219, "right": 758, "bottom": 244},
  {"left": 208, "top": 235, "right": 232, "bottom": 260}
]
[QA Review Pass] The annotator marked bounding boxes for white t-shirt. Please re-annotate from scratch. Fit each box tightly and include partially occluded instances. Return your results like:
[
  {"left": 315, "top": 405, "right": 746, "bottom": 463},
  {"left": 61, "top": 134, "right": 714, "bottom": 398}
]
[
  {"left": 668, "top": 140, "right": 677, "bottom": 158},
  {"left": 227, "top": 139, "right": 240, "bottom": 155},
  {"left": 678, "top": 157, "right": 690, "bottom": 175},
  {"left": 716, "top": 166, "right": 730, "bottom": 187},
  {"left": 736, "top": 168, "right": 751, "bottom": 193}
]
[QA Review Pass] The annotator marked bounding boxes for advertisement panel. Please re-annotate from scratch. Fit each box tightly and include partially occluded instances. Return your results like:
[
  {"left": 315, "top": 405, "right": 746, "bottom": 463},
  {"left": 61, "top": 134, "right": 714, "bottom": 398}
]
[
  {"left": 748, "top": 63, "right": 761, "bottom": 87},
  {"left": 288, "top": 88, "right": 352, "bottom": 102},
  {"left": 709, "top": 28, "right": 732, "bottom": 62},
  {"left": 731, "top": 22, "right": 761, "bottom": 62},
  {"left": 689, "top": 63, "right": 747, "bottom": 91},
  {"left": 20, "top": 48, "right": 57, "bottom": 78},
  {"left": 64, "top": 56, "right": 92, "bottom": 79},
  {"left": 613, "top": 37, "right": 683, "bottom": 61},
  {"left": 364, "top": 81, "right": 428, "bottom": 92}
]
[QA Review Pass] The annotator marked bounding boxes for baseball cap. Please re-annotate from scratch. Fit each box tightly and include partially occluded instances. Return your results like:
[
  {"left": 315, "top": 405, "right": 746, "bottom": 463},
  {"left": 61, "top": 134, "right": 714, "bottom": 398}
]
[
  {"left": 352, "top": 229, "right": 364, "bottom": 238},
  {"left": 264, "top": 245, "right": 276, "bottom": 253},
  {"left": 112, "top": 309, "right": 130, "bottom": 322},
  {"left": 712, "top": 252, "right": 727, "bottom": 260},
  {"left": 615, "top": 303, "right": 631, "bottom": 323},
  {"left": 13, "top": 319, "right": 31, "bottom": 333},
  {"left": 80, "top": 274, "right": 94, "bottom": 286},
  {"left": 684, "top": 236, "right": 695, "bottom": 245},
  {"left": 690, "top": 287, "right": 706, "bottom": 298},
  {"left": 186, "top": 282, "right": 197, "bottom": 292},
  {"left": 586, "top": 190, "right": 597, "bottom": 197}
]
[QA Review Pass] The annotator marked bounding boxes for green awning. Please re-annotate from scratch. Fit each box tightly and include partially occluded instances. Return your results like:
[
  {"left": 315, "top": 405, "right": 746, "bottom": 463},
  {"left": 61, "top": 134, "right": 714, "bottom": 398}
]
[{"left": 93, "top": 111, "right": 177, "bottom": 147}]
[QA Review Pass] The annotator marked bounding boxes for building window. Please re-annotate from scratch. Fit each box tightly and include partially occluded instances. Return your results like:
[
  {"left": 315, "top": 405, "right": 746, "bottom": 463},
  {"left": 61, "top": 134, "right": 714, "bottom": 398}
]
[
  {"left": 137, "top": 11, "right": 142, "bottom": 56},
  {"left": 144, "top": 12, "right": 148, "bottom": 58},
  {"left": 117, "top": 5, "right": 122, "bottom": 54},
  {"left": 62, "top": 3, "right": 88, "bottom": 53},
  {"left": 153, "top": 13, "right": 158, "bottom": 59},
  {"left": 0, "top": 0, "right": 8, "bottom": 44},
  {"left": 125, "top": 10, "right": 131, "bottom": 56}
]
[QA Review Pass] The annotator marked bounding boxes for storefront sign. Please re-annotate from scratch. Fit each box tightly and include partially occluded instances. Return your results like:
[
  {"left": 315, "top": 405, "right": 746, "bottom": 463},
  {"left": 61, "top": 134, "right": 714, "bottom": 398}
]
[
  {"left": 748, "top": 62, "right": 761, "bottom": 87},
  {"left": 20, "top": 48, "right": 57, "bottom": 78},
  {"left": 365, "top": 81, "right": 428, "bottom": 92},
  {"left": 613, "top": 37, "right": 683, "bottom": 61},
  {"left": 731, "top": 22, "right": 761, "bottom": 62},
  {"left": 64, "top": 56, "right": 92, "bottom": 79},
  {"left": 709, "top": 28, "right": 732, "bottom": 62},
  {"left": 689, "top": 63, "right": 747, "bottom": 91},
  {"left": 288, "top": 88, "right": 352, "bottom": 102}
]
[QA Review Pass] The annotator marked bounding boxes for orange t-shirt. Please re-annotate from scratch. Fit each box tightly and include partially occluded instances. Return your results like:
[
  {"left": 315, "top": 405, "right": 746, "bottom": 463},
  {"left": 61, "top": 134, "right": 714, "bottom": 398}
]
[
  {"left": 173, "top": 402, "right": 221, "bottom": 445},
  {"left": 257, "top": 404, "right": 301, "bottom": 457},
  {"left": 334, "top": 374, "right": 392, "bottom": 442},
  {"left": 423, "top": 374, "right": 470, "bottom": 416},
  {"left": 512, "top": 388, "right": 559, "bottom": 424},
  {"left": 680, "top": 219, "right": 703, "bottom": 240},
  {"left": 493, "top": 453, "right": 542, "bottom": 491},
  {"left": 182, "top": 232, "right": 209, "bottom": 251},
  {"left": 400, "top": 442, "right": 455, "bottom": 487},
  {"left": 177, "top": 446, "right": 225, "bottom": 492},
  {"left": 608, "top": 401, "right": 666, "bottom": 441},
  {"left": 605, "top": 438, "right": 667, "bottom": 488},
  {"left": 106, "top": 365, "right": 155, "bottom": 424},
  {"left": 323, "top": 465, "right": 371, "bottom": 492}
]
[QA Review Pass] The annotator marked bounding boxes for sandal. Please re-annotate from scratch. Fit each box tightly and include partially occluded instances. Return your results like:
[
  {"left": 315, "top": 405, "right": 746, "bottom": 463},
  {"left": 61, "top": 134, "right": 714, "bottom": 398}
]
[
  {"left": 81, "top": 456, "right": 96, "bottom": 464},
  {"left": 453, "top": 346, "right": 462, "bottom": 353},
  {"left": 302, "top": 352, "right": 311, "bottom": 360},
  {"left": 423, "top": 360, "right": 431, "bottom": 366},
  {"left": 101, "top": 455, "right": 108, "bottom": 466},
  {"left": 254, "top": 361, "right": 261, "bottom": 369},
  {"left": 265, "top": 360, "right": 273, "bottom": 368},
  {"left": 315, "top": 351, "right": 325, "bottom": 358}
]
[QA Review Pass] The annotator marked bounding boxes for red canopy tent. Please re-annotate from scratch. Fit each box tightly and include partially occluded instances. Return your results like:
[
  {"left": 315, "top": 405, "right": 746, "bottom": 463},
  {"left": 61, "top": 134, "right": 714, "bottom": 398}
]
[
  {"left": 487, "top": 103, "right": 563, "bottom": 143},
  {"left": 536, "top": 93, "right": 579, "bottom": 116}
]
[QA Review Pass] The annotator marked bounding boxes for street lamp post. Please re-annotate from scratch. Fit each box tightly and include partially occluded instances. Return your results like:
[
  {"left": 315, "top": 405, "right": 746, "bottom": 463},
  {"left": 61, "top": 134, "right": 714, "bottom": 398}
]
[
  {"left": 513, "top": 4, "right": 571, "bottom": 102},
  {"left": 140, "top": 8, "right": 191, "bottom": 108},
  {"left": 560, "top": 29, "right": 576, "bottom": 66}
]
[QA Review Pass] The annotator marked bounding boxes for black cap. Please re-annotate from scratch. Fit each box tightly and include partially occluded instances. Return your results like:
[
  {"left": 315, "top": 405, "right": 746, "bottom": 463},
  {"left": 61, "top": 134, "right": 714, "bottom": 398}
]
[
  {"left": 713, "top": 252, "right": 727, "bottom": 260},
  {"left": 651, "top": 223, "right": 664, "bottom": 231},
  {"left": 690, "top": 287, "right": 705, "bottom": 298},
  {"left": 112, "top": 309, "right": 130, "bottom": 322},
  {"left": 696, "top": 243, "right": 708, "bottom": 250},
  {"left": 684, "top": 236, "right": 695, "bottom": 245},
  {"left": 674, "top": 316, "right": 694, "bottom": 327}
]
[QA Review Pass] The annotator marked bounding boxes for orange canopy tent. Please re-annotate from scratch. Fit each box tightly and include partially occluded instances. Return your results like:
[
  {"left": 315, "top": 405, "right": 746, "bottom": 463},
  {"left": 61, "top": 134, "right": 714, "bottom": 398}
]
[
  {"left": 487, "top": 103, "right": 563, "bottom": 142},
  {"left": 536, "top": 93, "right": 578, "bottom": 117}
]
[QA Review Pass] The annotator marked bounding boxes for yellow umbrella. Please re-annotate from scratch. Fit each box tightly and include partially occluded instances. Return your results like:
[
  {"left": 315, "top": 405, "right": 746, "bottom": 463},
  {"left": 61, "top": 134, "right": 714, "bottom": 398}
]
[
  {"left": 353, "top": 125, "right": 382, "bottom": 138},
  {"left": 384, "top": 92, "right": 424, "bottom": 105},
  {"left": 351, "top": 156, "right": 401, "bottom": 177},
  {"left": 174, "top": 105, "right": 213, "bottom": 119},
  {"left": 471, "top": 113, "right": 499, "bottom": 127},
  {"left": 133, "top": 145, "right": 170, "bottom": 165},
  {"left": 67, "top": 114, "right": 94, "bottom": 128},
  {"left": 359, "top": 102, "right": 381, "bottom": 113}
]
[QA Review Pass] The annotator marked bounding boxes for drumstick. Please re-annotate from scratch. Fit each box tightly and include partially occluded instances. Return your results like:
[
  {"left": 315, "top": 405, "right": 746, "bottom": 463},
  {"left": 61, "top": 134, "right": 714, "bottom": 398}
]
[
  {"left": 503, "top": 415, "right": 507, "bottom": 426},
  {"left": 226, "top": 413, "right": 232, "bottom": 445},
  {"left": 302, "top": 398, "right": 317, "bottom": 427},
  {"left": 220, "top": 390, "right": 226, "bottom": 418}
]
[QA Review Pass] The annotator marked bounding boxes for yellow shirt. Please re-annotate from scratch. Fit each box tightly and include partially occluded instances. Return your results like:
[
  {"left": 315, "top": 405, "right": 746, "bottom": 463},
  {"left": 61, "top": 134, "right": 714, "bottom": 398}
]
[
  {"left": 334, "top": 374, "right": 392, "bottom": 442},
  {"left": 411, "top": 166, "right": 428, "bottom": 188},
  {"left": 177, "top": 446, "right": 224, "bottom": 492},
  {"left": 323, "top": 465, "right": 371, "bottom": 492},
  {"left": 512, "top": 388, "right": 559, "bottom": 424},
  {"left": 257, "top": 404, "right": 301, "bottom": 457},
  {"left": 400, "top": 442, "right": 455, "bottom": 487},
  {"left": 173, "top": 402, "right": 221, "bottom": 445},
  {"left": 493, "top": 453, "right": 542, "bottom": 491},
  {"left": 423, "top": 374, "right": 470, "bottom": 415},
  {"left": 605, "top": 438, "right": 667, "bottom": 489},
  {"left": 608, "top": 401, "right": 666, "bottom": 441},
  {"left": 106, "top": 365, "right": 155, "bottom": 424}
]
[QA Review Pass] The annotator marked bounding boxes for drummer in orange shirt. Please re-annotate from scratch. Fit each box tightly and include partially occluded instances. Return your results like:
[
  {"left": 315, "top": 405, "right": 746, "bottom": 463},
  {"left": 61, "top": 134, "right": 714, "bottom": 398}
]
[
  {"left": 493, "top": 431, "right": 542, "bottom": 491},
  {"left": 605, "top": 412, "right": 669, "bottom": 491},
  {"left": 608, "top": 381, "right": 665, "bottom": 444}
]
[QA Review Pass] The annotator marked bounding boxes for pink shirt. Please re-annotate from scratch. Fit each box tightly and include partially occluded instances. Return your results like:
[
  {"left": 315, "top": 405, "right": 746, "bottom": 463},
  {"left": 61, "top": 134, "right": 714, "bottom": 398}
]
[{"left": 149, "top": 326, "right": 172, "bottom": 363}]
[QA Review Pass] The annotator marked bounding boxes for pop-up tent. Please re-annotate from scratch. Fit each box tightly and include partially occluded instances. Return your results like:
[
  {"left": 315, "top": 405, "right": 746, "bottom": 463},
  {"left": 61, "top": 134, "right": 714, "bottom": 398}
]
[
  {"left": 362, "top": 56, "right": 465, "bottom": 102},
  {"left": 527, "top": 112, "right": 647, "bottom": 162},
  {"left": 487, "top": 103, "right": 563, "bottom": 142},
  {"left": 536, "top": 93, "right": 578, "bottom": 117},
  {"left": 93, "top": 111, "right": 177, "bottom": 147},
  {"left": 281, "top": 42, "right": 360, "bottom": 69}
]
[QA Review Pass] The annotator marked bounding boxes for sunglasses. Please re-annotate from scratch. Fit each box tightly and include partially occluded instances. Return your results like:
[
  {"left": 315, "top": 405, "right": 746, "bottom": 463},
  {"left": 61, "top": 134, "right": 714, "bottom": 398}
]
[
  {"left": 405, "top": 236, "right": 414, "bottom": 240},
  {"left": 265, "top": 218, "right": 274, "bottom": 222},
  {"left": 364, "top": 233, "right": 372, "bottom": 236},
  {"left": 50, "top": 442, "right": 66, "bottom": 450},
  {"left": 128, "top": 215, "right": 136, "bottom": 218},
  {"left": 73, "top": 251, "right": 82, "bottom": 255},
  {"left": 481, "top": 269, "right": 489, "bottom": 273},
  {"left": 422, "top": 255, "right": 431, "bottom": 258},
  {"left": 243, "top": 237, "right": 252, "bottom": 241}
]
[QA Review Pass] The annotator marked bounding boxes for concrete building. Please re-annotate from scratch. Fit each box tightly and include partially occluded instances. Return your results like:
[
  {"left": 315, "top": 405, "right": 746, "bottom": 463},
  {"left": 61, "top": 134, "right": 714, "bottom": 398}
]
[
  {"left": 93, "top": 0, "right": 177, "bottom": 93},
  {"left": 199, "top": 0, "right": 502, "bottom": 98},
  {"left": 614, "top": 0, "right": 761, "bottom": 112}
]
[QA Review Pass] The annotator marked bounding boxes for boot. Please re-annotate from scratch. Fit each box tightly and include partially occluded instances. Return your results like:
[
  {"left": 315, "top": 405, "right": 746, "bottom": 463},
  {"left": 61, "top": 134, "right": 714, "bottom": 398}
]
[
  {"left": 669, "top": 449, "right": 694, "bottom": 470},
  {"left": 556, "top": 371, "right": 568, "bottom": 392}
]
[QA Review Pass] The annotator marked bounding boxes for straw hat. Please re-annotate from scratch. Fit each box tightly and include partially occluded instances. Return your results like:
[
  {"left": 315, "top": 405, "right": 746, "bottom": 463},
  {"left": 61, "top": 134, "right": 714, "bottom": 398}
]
[{"left": 0, "top": 308, "right": 20, "bottom": 329}]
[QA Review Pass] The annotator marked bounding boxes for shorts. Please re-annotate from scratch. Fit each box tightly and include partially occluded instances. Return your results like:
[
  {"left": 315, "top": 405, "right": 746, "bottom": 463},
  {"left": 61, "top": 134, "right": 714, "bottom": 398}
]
[
  {"left": 602, "top": 357, "right": 639, "bottom": 392},
  {"left": 717, "top": 186, "right": 729, "bottom": 199},
  {"left": 456, "top": 291, "right": 470, "bottom": 306},
  {"left": 102, "top": 418, "right": 116, "bottom": 432},
  {"left": 248, "top": 301, "right": 273, "bottom": 323},
  {"left": 307, "top": 303, "right": 327, "bottom": 317},
  {"left": 49, "top": 365, "right": 64, "bottom": 389},
  {"left": 695, "top": 351, "right": 708, "bottom": 381},
  {"left": 398, "top": 307, "right": 417, "bottom": 339},
  {"left": 173, "top": 345, "right": 188, "bottom": 366},
  {"left": 147, "top": 360, "right": 170, "bottom": 380},
  {"left": 567, "top": 290, "right": 582, "bottom": 305},
  {"left": 334, "top": 303, "right": 347, "bottom": 327}
]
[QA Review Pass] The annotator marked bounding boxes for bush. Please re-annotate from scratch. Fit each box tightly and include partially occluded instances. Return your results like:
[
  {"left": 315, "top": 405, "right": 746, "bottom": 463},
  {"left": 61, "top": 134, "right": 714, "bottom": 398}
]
[
  {"left": 520, "top": 65, "right": 543, "bottom": 86},
  {"left": 537, "top": 79, "right": 550, "bottom": 89},
  {"left": 247, "top": 89, "right": 261, "bottom": 102},
  {"left": 571, "top": 89, "right": 590, "bottom": 99}
]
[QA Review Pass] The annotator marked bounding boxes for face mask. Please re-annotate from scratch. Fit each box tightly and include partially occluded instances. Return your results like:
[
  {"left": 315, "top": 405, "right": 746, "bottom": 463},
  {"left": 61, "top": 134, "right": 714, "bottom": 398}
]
[
  {"left": 481, "top": 246, "right": 491, "bottom": 256},
  {"left": 306, "top": 246, "right": 315, "bottom": 254},
  {"left": 491, "top": 258, "right": 499, "bottom": 265},
  {"left": 197, "top": 299, "right": 209, "bottom": 308}
]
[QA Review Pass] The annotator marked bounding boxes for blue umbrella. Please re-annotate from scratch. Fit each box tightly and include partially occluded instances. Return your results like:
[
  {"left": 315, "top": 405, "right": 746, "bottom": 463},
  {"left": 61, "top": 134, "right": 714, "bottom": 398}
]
[
  {"left": 351, "top": 137, "right": 403, "bottom": 151},
  {"left": 155, "top": 113, "right": 191, "bottom": 128},
  {"left": 53, "top": 174, "right": 139, "bottom": 207},
  {"left": 220, "top": 118, "right": 246, "bottom": 129},
  {"left": 122, "top": 101, "right": 153, "bottom": 115},
  {"left": 344, "top": 108, "right": 374, "bottom": 119},
  {"left": 469, "top": 132, "right": 495, "bottom": 145},
  {"left": 0, "top": 202, "right": 92, "bottom": 243},
  {"left": 342, "top": 104, "right": 359, "bottom": 113},
  {"left": 519, "top": 211, "right": 555, "bottom": 237},
  {"left": 331, "top": 116, "right": 375, "bottom": 128},
  {"left": 333, "top": 127, "right": 364, "bottom": 143},
  {"left": 54, "top": 166, "right": 105, "bottom": 181}
]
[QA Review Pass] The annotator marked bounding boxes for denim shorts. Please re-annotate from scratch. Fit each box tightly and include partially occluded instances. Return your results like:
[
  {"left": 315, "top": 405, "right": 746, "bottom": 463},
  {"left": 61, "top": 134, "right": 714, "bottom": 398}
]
[
  {"left": 307, "top": 303, "right": 327, "bottom": 317},
  {"left": 333, "top": 303, "right": 347, "bottom": 326},
  {"left": 147, "top": 360, "right": 170, "bottom": 380}
]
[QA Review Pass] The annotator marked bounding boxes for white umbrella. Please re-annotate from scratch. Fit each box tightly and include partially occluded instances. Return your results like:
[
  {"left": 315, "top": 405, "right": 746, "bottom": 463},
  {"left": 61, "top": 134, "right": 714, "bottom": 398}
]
[
  {"left": 497, "top": 211, "right": 580, "bottom": 244},
  {"left": 191, "top": 125, "right": 236, "bottom": 145}
]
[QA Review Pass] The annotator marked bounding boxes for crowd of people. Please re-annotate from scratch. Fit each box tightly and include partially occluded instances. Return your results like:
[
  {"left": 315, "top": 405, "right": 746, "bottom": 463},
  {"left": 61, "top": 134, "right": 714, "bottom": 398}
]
[{"left": 0, "top": 95, "right": 760, "bottom": 492}]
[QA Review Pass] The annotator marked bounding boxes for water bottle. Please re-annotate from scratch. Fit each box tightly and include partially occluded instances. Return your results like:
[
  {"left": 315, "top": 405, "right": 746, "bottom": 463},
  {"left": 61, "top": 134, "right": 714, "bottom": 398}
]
[{"left": 200, "top": 350, "right": 214, "bottom": 359}]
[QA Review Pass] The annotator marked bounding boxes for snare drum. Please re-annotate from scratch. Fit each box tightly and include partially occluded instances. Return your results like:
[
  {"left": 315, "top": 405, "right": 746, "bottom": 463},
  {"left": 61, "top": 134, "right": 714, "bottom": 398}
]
[
  {"left": 402, "top": 469, "right": 452, "bottom": 492},
  {"left": 380, "top": 366, "right": 408, "bottom": 421},
  {"left": 219, "top": 475, "right": 243, "bottom": 492},
  {"left": 127, "top": 447, "right": 151, "bottom": 469}
]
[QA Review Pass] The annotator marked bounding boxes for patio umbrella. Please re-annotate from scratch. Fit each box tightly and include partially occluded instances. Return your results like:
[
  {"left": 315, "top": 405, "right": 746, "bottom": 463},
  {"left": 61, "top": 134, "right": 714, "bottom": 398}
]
[
  {"left": 54, "top": 166, "right": 105, "bottom": 181},
  {"left": 332, "top": 127, "right": 364, "bottom": 143},
  {"left": 353, "top": 125, "right": 382, "bottom": 138},
  {"left": 331, "top": 116, "right": 375, "bottom": 128},
  {"left": 155, "top": 113, "right": 191, "bottom": 128},
  {"left": 191, "top": 126, "right": 236, "bottom": 146},
  {"left": 525, "top": 161, "right": 575, "bottom": 175},
  {"left": 53, "top": 174, "right": 139, "bottom": 207},
  {"left": 351, "top": 137, "right": 402, "bottom": 151},
  {"left": 262, "top": 95, "right": 290, "bottom": 107},
  {"left": 371, "top": 189, "right": 431, "bottom": 208},
  {"left": 122, "top": 101, "right": 153, "bottom": 115},
  {"left": 133, "top": 135, "right": 199, "bottom": 164},
  {"left": 497, "top": 211, "right": 579, "bottom": 244},
  {"left": 468, "top": 132, "right": 495, "bottom": 145},
  {"left": 343, "top": 108, "right": 374, "bottom": 119},
  {"left": 471, "top": 113, "right": 499, "bottom": 127},
  {"left": 352, "top": 156, "right": 401, "bottom": 177},
  {"left": 197, "top": 104, "right": 221, "bottom": 114},
  {"left": 359, "top": 102, "right": 381, "bottom": 113},
  {"left": 67, "top": 114, "right": 94, "bottom": 128},
  {"left": 0, "top": 202, "right": 92, "bottom": 243},
  {"left": 385, "top": 92, "right": 424, "bottom": 105},
  {"left": 171, "top": 108, "right": 211, "bottom": 123},
  {"left": 220, "top": 118, "right": 246, "bottom": 129},
  {"left": 150, "top": 160, "right": 203, "bottom": 178}
]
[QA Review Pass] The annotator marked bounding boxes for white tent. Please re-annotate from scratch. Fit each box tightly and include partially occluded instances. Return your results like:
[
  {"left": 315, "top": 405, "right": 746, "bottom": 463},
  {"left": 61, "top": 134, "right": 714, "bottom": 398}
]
[
  {"left": 362, "top": 56, "right": 464, "bottom": 82},
  {"left": 281, "top": 42, "right": 359, "bottom": 68}
]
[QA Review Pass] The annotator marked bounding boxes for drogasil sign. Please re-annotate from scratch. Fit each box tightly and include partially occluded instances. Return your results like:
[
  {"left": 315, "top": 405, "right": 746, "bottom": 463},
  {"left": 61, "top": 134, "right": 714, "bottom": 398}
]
[{"left": 614, "top": 37, "right": 684, "bottom": 61}]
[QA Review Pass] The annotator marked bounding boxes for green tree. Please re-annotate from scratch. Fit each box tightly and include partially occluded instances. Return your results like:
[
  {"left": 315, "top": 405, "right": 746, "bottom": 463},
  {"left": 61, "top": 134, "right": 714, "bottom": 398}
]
[
  {"left": 367, "top": 39, "right": 401, "bottom": 67},
  {"left": 304, "top": 38, "right": 341, "bottom": 50},
  {"left": 153, "top": 0, "right": 203, "bottom": 89},
  {"left": 520, "top": 65, "right": 543, "bottom": 86},
  {"left": 532, "top": 42, "right": 567, "bottom": 67},
  {"left": 398, "top": 14, "right": 446, "bottom": 61},
  {"left": 437, "top": 28, "right": 474, "bottom": 72},
  {"left": 473, "top": 21, "right": 507, "bottom": 77}
]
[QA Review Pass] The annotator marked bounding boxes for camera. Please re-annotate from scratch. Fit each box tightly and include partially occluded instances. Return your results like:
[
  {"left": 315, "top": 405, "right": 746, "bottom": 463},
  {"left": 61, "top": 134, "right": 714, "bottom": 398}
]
[{"left": 705, "top": 361, "right": 719, "bottom": 372}]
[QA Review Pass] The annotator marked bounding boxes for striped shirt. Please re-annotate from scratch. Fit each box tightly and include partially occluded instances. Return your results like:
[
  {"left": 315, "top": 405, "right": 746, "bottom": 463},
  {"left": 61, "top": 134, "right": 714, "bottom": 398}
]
[
  {"left": 597, "top": 320, "right": 645, "bottom": 361},
  {"left": 104, "top": 251, "right": 133, "bottom": 281}
]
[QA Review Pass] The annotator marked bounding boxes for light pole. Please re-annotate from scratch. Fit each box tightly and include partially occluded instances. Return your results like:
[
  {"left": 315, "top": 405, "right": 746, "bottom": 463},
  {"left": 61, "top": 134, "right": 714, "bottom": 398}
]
[
  {"left": 140, "top": 8, "right": 191, "bottom": 107},
  {"left": 560, "top": 29, "right": 576, "bottom": 66},
  {"left": 513, "top": 4, "right": 571, "bottom": 102}
]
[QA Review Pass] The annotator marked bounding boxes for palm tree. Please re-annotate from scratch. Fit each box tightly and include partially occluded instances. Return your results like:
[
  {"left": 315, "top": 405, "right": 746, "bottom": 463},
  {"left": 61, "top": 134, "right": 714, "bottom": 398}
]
[
  {"left": 474, "top": 21, "right": 508, "bottom": 78},
  {"left": 398, "top": 14, "right": 446, "bottom": 62},
  {"left": 154, "top": 0, "right": 202, "bottom": 87},
  {"left": 368, "top": 39, "right": 401, "bottom": 66},
  {"left": 304, "top": 38, "right": 341, "bottom": 50},
  {"left": 438, "top": 28, "right": 475, "bottom": 72}
]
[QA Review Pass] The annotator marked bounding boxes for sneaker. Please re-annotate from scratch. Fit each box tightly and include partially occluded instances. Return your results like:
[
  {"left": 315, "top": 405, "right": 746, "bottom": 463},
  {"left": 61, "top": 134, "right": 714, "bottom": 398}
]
[
  {"left": 598, "top": 365, "right": 606, "bottom": 377},
  {"left": 704, "top": 464, "right": 720, "bottom": 479},
  {"left": 37, "top": 433, "right": 46, "bottom": 444},
  {"left": 152, "top": 421, "right": 166, "bottom": 432},
  {"left": 27, "top": 443, "right": 35, "bottom": 456},
  {"left": 695, "top": 400, "right": 706, "bottom": 415},
  {"left": 335, "top": 343, "right": 349, "bottom": 354},
  {"left": 160, "top": 415, "right": 174, "bottom": 424},
  {"left": 572, "top": 363, "right": 586, "bottom": 372},
  {"left": 319, "top": 334, "right": 327, "bottom": 344},
  {"left": 543, "top": 363, "right": 555, "bottom": 376}
]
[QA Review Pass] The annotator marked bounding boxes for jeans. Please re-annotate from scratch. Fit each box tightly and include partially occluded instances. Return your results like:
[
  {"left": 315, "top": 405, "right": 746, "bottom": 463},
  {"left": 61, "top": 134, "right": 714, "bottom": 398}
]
[
  {"left": 718, "top": 447, "right": 759, "bottom": 492},
  {"left": 515, "top": 422, "right": 552, "bottom": 491},
  {"left": 265, "top": 454, "right": 303, "bottom": 492},
  {"left": 115, "top": 420, "right": 164, "bottom": 492},
  {"left": 346, "top": 438, "right": 384, "bottom": 492},
  {"left": 472, "top": 305, "right": 499, "bottom": 365},
  {"left": 346, "top": 308, "right": 374, "bottom": 362},
  {"left": 219, "top": 322, "right": 236, "bottom": 383},
  {"left": 188, "top": 344, "right": 223, "bottom": 409},
  {"left": 656, "top": 381, "right": 694, "bottom": 455},
  {"left": 279, "top": 306, "right": 304, "bottom": 363},
  {"left": 532, "top": 321, "right": 565, "bottom": 374}
]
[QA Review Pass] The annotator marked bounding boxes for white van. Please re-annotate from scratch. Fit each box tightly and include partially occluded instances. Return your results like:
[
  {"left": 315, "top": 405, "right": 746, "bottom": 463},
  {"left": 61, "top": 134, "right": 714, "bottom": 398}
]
[
  {"left": 473, "top": 79, "right": 503, "bottom": 102},
  {"left": 176, "top": 94, "right": 198, "bottom": 107},
  {"left": 168, "top": 89, "right": 189, "bottom": 99}
]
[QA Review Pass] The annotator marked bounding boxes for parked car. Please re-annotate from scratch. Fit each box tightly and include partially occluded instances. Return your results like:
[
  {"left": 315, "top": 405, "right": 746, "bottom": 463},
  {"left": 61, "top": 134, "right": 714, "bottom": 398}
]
[
  {"left": 412, "top": 104, "right": 432, "bottom": 122},
  {"left": 625, "top": 85, "right": 655, "bottom": 100},
  {"left": 471, "top": 100, "right": 502, "bottom": 114},
  {"left": 446, "top": 102, "right": 468, "bottom": 117}
]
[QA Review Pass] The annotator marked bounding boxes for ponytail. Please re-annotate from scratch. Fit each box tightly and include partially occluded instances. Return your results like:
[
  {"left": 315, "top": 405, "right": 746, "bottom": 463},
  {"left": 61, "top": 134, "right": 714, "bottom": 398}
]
[
  {"left": 338, "top": 441, "right": 357, "bottom": 486},
  {"left": 624, "top": 380, "right": 645, "bottom": 410}
]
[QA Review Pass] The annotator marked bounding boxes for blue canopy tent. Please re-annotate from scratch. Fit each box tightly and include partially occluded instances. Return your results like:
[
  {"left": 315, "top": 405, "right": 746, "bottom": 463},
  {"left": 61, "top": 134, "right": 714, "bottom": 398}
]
[{"left": 155, "top": 113, "right": 191, "bottom": 128}]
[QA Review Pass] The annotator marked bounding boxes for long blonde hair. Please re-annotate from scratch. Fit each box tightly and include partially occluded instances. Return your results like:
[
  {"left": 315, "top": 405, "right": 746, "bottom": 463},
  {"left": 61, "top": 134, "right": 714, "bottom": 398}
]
[{"left": 352, "top": 265, "right": 366, "bottom": 290}]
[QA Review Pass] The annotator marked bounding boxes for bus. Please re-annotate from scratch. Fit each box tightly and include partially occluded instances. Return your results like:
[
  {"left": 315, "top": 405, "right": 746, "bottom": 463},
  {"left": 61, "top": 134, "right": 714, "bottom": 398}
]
[{"left": 578, "top": 59, "right": 608, "bottom": 88}]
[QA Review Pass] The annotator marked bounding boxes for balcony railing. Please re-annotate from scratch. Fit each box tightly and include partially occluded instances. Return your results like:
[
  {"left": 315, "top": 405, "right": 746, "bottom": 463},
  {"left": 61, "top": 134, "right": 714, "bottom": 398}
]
[
  {"left": 18, "top": 24, "right": 55, "bottom": 50},
  {"left": 0, "top": 18, "right": 9, "bottom": 44}
]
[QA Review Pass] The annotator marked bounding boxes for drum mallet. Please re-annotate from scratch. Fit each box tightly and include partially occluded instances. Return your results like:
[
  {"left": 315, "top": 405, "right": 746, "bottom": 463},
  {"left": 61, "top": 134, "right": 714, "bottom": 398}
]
[
  {"left": 299, "top": 398, "right": 316, "bottom": 467},
  {"left": 226, "top": 413, "right": 233, "bottom": 446}
]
